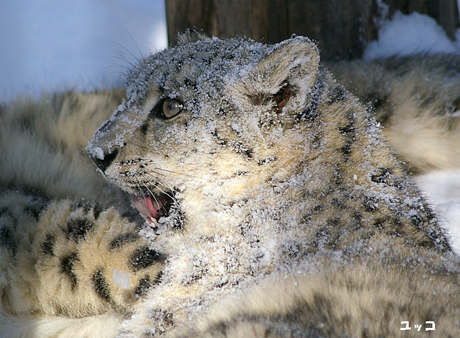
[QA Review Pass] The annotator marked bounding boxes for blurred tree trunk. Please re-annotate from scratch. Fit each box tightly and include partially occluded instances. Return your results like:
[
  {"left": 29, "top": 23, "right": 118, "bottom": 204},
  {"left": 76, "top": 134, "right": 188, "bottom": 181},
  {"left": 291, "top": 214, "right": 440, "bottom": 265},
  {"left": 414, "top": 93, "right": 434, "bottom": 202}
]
[{"left": 165, "top": 0, "right": 459, "bottom": 60}]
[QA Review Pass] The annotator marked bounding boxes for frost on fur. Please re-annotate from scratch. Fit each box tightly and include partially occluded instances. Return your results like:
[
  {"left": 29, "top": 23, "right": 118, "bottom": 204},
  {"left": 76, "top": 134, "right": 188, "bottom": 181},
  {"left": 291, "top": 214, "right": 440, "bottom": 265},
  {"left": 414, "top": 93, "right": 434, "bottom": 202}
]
[{"left": 3, "top": 34, "right": 460, "bottom": 338}]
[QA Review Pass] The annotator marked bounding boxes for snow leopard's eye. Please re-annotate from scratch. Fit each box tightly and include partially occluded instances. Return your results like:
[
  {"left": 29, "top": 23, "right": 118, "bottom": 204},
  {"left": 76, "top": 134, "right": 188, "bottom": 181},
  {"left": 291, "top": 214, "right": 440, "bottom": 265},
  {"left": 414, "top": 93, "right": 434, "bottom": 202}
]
[{"left": 161, "top": 99, "right": 183, "bottom": 119}]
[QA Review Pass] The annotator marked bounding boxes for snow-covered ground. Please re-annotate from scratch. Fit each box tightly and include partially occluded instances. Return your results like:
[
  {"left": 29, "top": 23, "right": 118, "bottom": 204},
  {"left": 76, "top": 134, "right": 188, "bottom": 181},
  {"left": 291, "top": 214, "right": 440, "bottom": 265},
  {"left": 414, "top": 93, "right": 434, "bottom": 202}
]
[{"left": 1, "top": 3, "right": 459, "bottom": 251}]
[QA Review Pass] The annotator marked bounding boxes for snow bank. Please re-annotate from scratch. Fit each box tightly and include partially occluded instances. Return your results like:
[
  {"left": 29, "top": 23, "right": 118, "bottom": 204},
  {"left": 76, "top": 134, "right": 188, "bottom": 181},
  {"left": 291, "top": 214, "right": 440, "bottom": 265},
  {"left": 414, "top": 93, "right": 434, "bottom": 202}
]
[{"left": 364, "top": 11, "right": 460, "bottom": 59}]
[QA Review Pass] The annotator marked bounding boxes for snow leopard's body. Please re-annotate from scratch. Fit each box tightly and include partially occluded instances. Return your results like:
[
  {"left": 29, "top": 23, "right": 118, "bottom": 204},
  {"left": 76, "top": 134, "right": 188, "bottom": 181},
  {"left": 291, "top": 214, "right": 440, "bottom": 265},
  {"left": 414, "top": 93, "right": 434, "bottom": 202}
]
[{"left": 1, "top": 33, "right": 460, "bottom": 337}]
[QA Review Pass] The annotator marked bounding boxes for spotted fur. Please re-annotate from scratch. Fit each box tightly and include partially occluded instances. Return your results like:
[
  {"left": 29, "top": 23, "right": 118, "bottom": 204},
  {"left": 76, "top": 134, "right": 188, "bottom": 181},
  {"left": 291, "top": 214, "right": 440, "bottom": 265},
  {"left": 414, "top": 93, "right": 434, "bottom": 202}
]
[
  {"left": 2, "top": 33, "right": 460, "bottom": 338},
  {"left": 0, "top": 91, "right": 166, "bottom": 337},
  {"left": 327, "top": 55, "right": 460, "bottom": 173},
  {"left": 0, "top": 190, "right": 165, "bottom": 318}
]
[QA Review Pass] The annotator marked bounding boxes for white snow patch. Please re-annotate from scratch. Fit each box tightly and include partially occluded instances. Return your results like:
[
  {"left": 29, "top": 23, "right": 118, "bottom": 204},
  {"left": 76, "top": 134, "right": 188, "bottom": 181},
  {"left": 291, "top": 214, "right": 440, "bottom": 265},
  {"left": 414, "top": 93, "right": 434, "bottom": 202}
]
[
  {"left": 364, "top": 11, "right": 460, "bottom": 59},
  {"left": 436, "top": 202, "right": 460, "bottom": 254},
  {"left": 414, "top": 171, "right": 460, "bottom": 254}
]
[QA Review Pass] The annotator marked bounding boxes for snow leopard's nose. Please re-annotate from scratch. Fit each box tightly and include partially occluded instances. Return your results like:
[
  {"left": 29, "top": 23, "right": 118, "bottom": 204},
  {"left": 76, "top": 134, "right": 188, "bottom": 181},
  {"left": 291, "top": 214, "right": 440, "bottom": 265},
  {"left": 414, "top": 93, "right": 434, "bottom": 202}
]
[{"left": 89, "top": 147, "right": 119, "bottom": 173}]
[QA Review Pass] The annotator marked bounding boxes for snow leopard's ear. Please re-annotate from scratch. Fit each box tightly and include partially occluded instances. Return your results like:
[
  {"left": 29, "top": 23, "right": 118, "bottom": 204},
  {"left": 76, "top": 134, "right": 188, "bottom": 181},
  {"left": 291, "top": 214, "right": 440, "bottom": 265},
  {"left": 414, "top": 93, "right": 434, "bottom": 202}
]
[{"left": 244, "top": 36, "right": 320, "bottom": 114}]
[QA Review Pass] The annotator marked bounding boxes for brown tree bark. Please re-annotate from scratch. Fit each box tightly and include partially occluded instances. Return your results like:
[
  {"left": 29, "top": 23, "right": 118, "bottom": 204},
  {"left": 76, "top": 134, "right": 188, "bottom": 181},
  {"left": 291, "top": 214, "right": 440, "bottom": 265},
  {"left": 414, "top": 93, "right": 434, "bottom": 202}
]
[{"left": 165, "top": 0, "right": 459, "bottom": 60}]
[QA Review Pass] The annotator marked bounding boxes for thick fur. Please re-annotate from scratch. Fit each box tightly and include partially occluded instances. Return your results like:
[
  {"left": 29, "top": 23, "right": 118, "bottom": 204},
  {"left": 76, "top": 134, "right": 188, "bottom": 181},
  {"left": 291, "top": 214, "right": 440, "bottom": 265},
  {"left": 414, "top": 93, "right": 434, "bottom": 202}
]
[
  {"left": 327, "top": 56, "right": 460, "bottom": 173},
  {"left": 0, "top": 92, "right": 165, "bottom": 337},
  {"left": 1, "top": 34, "right": 460, "bottom": 338}
]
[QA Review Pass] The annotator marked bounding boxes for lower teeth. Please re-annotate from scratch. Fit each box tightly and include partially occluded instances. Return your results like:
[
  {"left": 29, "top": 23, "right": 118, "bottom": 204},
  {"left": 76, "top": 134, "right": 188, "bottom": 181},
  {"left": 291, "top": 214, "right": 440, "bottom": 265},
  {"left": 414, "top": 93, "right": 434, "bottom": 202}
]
[{"left": 147, "top": 217, "right": 158, "bottom": 227}]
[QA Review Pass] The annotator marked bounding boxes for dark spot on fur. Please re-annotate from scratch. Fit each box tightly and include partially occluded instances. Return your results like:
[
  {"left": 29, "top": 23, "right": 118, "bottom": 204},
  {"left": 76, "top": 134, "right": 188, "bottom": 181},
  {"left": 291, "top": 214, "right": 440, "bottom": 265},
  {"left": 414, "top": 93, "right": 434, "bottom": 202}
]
[
  {"left": 371, "top": 167, "right": 393, "bottom": 184},
  {"left": 184, "top": 77, "right": 197, "bottom": 90},
  {"left": 42, "top": 234, "right": 56, "bottom": 256},
  {"left": 67, "top": 218, "right": 95, "bottom": 241},
  {"left": 135, "top": 276, "right": 153, "bottom": 297},
  {"left": 312, "top": 227, "right": 326, "bottom": 248},
  {"left": 373, "top": 216, "right": 408, "bottom": 239},
  {"left": 351, "top": 212, "right": 363, "bottom": 229},
  {"left": 24, "top": 199, "right": 47, "bottom": 220},
  {"left": 410, "top": 214, "right": 423, "bottom": 227},
  {"left": 145, "top": 309, "right": 174, "bottom": 335},
  {"left": 258, "top": 156, "right": 277, "bottom": 165},
  {"left": 0, "top": 226, "right": 16, "bottom": 253},
  {"left": 61, "top": 253, "right": 79, "bottom": 290},
  {"left": 93, "top": 203, "right": 103, "bottom": 220},
  {"left": 233, "top": 171, "right": 248, "bottom": 176},
  {"left": 233, "top": 141, "right": 253, "bottom": 158},
  {"left": 319, "top": 221, "right": 343, "bottom": 249},
  {"left": 327, "top": 85, "right": 347, "bottom": 104},
  {"left": 301, "top": 205, "right": 324, "bottom": 223},
  {"left": 298, "top": 104, "right": 320, "bottom": 124},
  {"left": 201, "top": 57, "right": 212, "bottom": 65},
  {"left": 0, "top": 207, "right": 18, "bottom": 226},
  {"left": 0, "top": 207, "right": 8, "bottom": 217},
  {"left": 372, "top": 218, "right": 386, "bottom": 231},
  {"left": 339, "top": 122, "right": 356, "bottom": 136},
  {"left": 296, "top": 78, "right": 323, "bottom": 123},
  {"left": 339, "top": 141, "right": 353, "bottom": 159},
  {"left": 130, "top": 246, "right": 166, "bottom": 271},
  {"left": 426, "top": 227, "right": 451, "bottom": 252},
  {"left": 109, "top": 232, "right": 140, "bottom": 250},
  {"left": 331, "top": 197, "right": 347, "bottom": 209},
  {"left": 92, "top": 269, "right": 112, "bottom": 303},
  {"left": 162, "top": 311, "right": 174, "bottom": 327},
  {"left": 135, "top": 272, "right": 163, "bottom": 297},
  {"left": 72, "top": 200, "right": 92, "bottom": 214},
  {"left": 338, "top": 111, "right": 356, "bottom": 161},
  {"left": 363, "top": 196, "right": 379, "bottom": 212},
  {"left": 211, "top": 129, "right": 227, "bottom": 146},
  {"left": 327, "top": 218, "right": 342, "bottom": 227},
  {"left": 140, "top": 122, "right": 149, "bottom": 135},
  {"left": 311, "top": 132, "right": 323, "bottom": 148},
  {"left": 333, "top": 165, "right": 343, "bottom": 187},
  {"left": 24, "top": 206, "right": 41, "bottom": 220},
  {"left": 217, "top": 108, "right": 227, "bottom": 116},
  {"left": 18, "top": 115, "right": 35, "bottom": 131}
]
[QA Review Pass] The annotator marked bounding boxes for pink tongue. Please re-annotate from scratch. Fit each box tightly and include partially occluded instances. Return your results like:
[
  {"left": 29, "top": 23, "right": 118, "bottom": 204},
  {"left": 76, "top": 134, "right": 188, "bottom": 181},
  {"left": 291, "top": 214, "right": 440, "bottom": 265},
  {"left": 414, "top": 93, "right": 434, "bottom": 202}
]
[
  {"left": 131, "top": 195, "right": 158, "bottom": 222},
  {"left": 144, "top": 196, "right": 158, "bottom": 218}
]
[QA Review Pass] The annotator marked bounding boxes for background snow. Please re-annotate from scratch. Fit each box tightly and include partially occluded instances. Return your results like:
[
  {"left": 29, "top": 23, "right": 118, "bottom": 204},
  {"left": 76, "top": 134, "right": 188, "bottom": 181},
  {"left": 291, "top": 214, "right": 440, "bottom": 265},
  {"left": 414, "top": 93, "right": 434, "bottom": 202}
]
[
  {"left": 364, "top": 11, "right": 460, "bottom": 59},
  {"left": 1, "top": 1, "right": 459, "bottom": 251},
  {"left": 0, "top": 0, "right": 166, "bottom": 102}
]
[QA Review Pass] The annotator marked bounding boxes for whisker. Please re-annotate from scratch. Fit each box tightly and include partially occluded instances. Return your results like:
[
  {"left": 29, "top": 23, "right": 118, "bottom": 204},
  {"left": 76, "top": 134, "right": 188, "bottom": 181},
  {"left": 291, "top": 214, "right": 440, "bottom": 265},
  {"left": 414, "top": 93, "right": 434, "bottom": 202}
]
[
  {"left": 151, "top": 167, "right": 202, "bottom": 179},
  {"left": 131, "top": 172, "right": 177, "bottom": 205},
  {"left": 146, "top": 173, "right": 175, "bottom": 200},
  {"left": 153, "top": 182, "right": 178, "bottom": 203},
  {"left": 133, "top": 175, "right": 163, "bottom": 206}
]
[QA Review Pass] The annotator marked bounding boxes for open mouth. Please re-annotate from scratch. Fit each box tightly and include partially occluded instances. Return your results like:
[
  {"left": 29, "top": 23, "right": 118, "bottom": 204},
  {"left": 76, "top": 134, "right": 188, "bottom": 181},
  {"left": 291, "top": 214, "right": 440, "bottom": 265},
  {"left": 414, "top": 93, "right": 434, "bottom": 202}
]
[{"left": 130, "top": 193, "right": 174, "bottom": 227}]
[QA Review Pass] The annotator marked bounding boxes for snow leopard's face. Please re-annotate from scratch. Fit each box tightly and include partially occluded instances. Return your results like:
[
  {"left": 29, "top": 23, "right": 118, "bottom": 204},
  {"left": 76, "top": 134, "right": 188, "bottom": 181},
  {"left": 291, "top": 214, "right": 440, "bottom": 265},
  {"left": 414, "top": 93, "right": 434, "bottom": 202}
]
[{"left": 87, "top": 35, "right": 319, "bottom": 230}]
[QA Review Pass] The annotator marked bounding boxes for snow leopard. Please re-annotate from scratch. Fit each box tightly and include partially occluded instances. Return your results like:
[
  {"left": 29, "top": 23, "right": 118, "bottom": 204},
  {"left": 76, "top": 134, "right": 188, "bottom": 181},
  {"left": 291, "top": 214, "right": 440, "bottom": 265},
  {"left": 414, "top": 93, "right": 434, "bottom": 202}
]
[{"left": 2, "top": 31, "right": 460, "bottom": 338}]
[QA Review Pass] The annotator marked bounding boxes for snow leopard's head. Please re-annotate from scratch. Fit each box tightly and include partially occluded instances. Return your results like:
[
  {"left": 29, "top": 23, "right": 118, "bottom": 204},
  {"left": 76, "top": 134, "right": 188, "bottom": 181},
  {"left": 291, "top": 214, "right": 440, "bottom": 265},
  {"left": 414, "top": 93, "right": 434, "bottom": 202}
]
[{"left": 87, "top": 33, "right": 321, "bottom": 230}]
